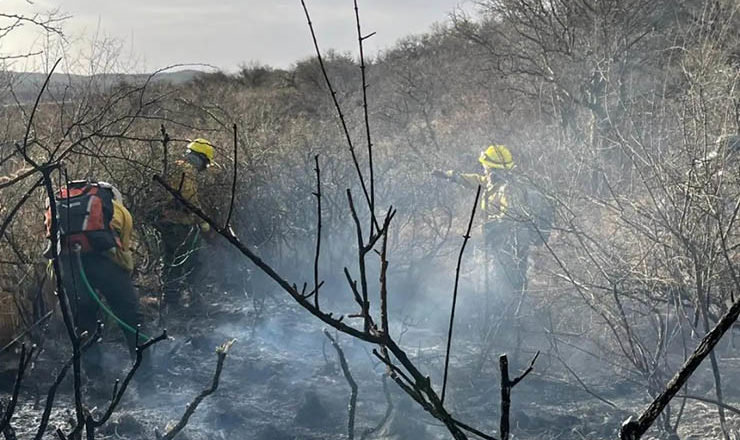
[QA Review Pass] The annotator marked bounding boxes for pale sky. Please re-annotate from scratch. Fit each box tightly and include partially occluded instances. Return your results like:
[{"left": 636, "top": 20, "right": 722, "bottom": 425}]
[{"left": 1, "top": 0, "right": 470, "bottom": 73}]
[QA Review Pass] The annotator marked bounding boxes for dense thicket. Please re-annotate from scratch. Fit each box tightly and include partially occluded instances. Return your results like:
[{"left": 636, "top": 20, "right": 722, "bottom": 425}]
[{"left": 1, "top": 0, "right": 739, "bottom": 437}]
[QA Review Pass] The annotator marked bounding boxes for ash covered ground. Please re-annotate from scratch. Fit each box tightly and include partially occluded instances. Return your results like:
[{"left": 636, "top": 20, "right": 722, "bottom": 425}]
[{"left": 3, "top": 275, "right": 740, "bottom": 440}]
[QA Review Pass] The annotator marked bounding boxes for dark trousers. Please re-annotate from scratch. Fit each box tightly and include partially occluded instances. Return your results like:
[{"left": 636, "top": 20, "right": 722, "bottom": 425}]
[
  {"left": 155, "top": 223, "right": 200, "bottom": 305},
  {"left": 60, "top": 254, "right": 143, "bottom": 370}
]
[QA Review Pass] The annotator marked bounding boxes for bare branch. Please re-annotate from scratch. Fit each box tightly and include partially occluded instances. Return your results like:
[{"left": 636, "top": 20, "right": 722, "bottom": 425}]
[
  {"left": 33, "top": 324, "right": 103, "bottom": 440},
  {"left": 360, "top": 375, "right": 392, "bottom": 440},
  {"left": 160, "top": 339, "right": 235, "bottom": 440},
  {"left": 313, "top": 154, "right": 322, "bottom": 307},
  {"left": 0, "top": 177, "right": 43, "bottom": 240},
  {"left": 620, "top": 296, "right": 740, "bottom": 439},
  {"left": 89, "top": 331, "right": 169, "bottom": 429},
  {"left": 442, "top": 185, "right": 481, "bottom": 404},
  {"left": 300, "top": 0, "right": 379, "bottom": 232},
  {"left": 153, "top": 174, "right": 382, "bottom": 343},
  {"left": 160, "top": 124, "right": 170, "bottom": 176},
  {"left": 225, "top": 123, "right": 238, "bottom": 228},
  {"left": 0, "top": 167, "right": 37, "bottom": 190},
  {"left": 324, "top": 330, "right": 358, "bottom": 440},
  {"left": 354, "top": 0, "right": 375, "bottom": 233}
]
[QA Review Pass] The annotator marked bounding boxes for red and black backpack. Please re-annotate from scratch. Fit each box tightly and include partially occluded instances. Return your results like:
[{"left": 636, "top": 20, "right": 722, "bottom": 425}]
[{"left": 46, "top": 181, "right": 119, "bottom": 254}]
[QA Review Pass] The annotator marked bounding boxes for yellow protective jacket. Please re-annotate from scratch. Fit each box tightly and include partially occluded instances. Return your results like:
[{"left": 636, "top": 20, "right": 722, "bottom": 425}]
[
  {"left": 108, "top": 200, "right": 134, "bottom": 272},
  {"left": 158, "top": 159, "right": 202, "bottom": 225},
  {"left": 444, "top": 170, "right": 555, "bottom": 247},
  {"left": 446, "top": 171, "right": 511, "bottom": 222}
]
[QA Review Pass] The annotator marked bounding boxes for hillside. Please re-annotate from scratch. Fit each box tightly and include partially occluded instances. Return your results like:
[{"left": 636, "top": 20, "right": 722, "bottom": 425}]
[{"left": 0, "top": 69, "right": 205, "bottom": 104}]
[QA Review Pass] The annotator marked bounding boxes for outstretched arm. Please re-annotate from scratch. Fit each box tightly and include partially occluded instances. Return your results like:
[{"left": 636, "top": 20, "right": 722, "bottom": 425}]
[{"left": 433, "top": 170, "right": 484, "bottom": 190}]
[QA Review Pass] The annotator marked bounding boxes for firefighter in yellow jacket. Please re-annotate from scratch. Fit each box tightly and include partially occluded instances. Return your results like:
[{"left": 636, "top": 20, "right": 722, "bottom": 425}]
[
  {"left": 154, "top": 138, "right": 214, "bottom": 308},
  {"left": 45, "top": 181, "right": 144, "bottom": 377},
  {"left": 434, "top": 145, "right": 553, "bottom": 296}
]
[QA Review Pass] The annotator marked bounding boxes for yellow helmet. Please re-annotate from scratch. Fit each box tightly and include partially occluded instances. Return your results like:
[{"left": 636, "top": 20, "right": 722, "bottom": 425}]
[
  {"left": 186, "top": 138, "right": 215, "bottom": 165},
  {"left": 479, "top": 144, "right": 514, "bottom": 169}
]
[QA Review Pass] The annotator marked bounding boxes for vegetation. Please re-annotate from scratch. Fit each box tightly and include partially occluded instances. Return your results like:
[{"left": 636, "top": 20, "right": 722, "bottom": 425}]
[{"left": 0, "top": 0, "right": 738, "bottom": 438}]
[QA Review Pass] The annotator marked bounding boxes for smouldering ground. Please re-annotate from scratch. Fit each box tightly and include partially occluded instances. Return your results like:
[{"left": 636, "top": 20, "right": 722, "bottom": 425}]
[{"left": 3, "top": 292, "right": 740, "bottom": 439}]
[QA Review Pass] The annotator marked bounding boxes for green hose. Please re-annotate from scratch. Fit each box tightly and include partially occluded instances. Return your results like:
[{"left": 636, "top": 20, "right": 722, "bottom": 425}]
[
  {"left": 169, "top": 225, "right": 201, "bottom": 269},
  {"left": 74, "top": 250, "right": 151, "bottom": 341}
]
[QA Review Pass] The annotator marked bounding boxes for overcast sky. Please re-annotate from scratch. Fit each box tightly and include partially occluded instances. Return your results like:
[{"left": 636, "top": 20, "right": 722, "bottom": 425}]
[{"left": 2, "top": 0, "right": 470, "bottom": 73}]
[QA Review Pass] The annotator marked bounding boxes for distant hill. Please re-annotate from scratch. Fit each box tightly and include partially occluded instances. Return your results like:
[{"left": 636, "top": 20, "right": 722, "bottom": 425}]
[{"left": 0, "top": 69, "right": 205, "bottom": 104}]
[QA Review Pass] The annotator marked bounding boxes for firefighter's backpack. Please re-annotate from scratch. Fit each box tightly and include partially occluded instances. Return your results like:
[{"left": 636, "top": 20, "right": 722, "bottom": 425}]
[{"left": 47, "top": 181, "right": 119, "bottom": 254}]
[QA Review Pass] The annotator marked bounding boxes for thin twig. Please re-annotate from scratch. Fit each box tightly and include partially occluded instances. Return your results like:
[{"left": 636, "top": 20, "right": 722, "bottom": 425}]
[
  {"left": 2, "top": 423, "right": 17, "bottom": 440},
  {"left": 510, "top": 351, "right": 539, "bottom": 387},
  {"left": 160, "top": 124, "right": 169, "bottom": 176},
  {"left": 313, "top": 154, "right": 322, "bottom": 307},
  {"left": 676, "top": 394, "right": 740, "bottom": 416},
  {"left": 384, "top": 338, "right": 469, "bottom": 439},
  {"left": 153, "top": 174, "right": 383, "bottom": 343},
  {"left": 22, "top": 59, "right": 62, "bottom": 159},
  {"left": 90, "top": 331, "right": 169, "bottom": 428},
  {"left": 299, "top": 0, "right": 378, "bottom": 232},
  {"left": 442, "top": 185, "right": 481, "bottom": 404},
  {"left": 225, "top": 123, "right": 238, "bottom": 228},
  {"left": 84, "top": 413, "right": 94, "bottom": 440},
  {"left": 24, "top": 59, "right": 87, "bottom": 431},
  {"left": 379, "top": 219, "right": 390, "bottom": 336},
  {"left": 550, "top": 339, "right": 618, "bottom": 409},
  {"left": 360, "top": 375, "right": 393, "bottom": 440},
  {"left": 160, "top": 340, "right": 235, "bottom": 440},
  {"left": 372, "top": 349, "right": 417, "bottom": 392},
  {"left": 0, "top": 177, "right": 43, "bottom": 240},
  {"left": 347, "top": 189, "right": 371, "bottom": 333},
  {"left": 499, "top": 355, "right": 511, "bottom": 440},
  {"left": 500, "top": 352, "right": 539, "bottom": 440},
  {"left": 0, "top": 167, "right": 37, "bottom": 190},
  {"left": 33, "top": 324, "right": 103, "bottom": 440},
  {"left": 452, "top": 418, "right": 499, "bottom": 440},
  {"left": 154, "top": 174, "right": 467, "bottom": 439},
  {"left": 324, "top": 330, "right": 358, "bottom": 440},
  {"left": 41, "top": 169, "right": 85, "bottom": 428},
  {"left": 353, "top": 0, "right": 375, "bottom": 234},
  {"left": 0, "top": 311, "right": 53, "bottom": 355}
]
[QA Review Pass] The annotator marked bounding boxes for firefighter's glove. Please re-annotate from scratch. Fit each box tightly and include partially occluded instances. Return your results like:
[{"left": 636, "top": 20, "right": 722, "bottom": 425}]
[
  {"left": 199, "top": 222, "right": 211, "bottom": 233},
  {"left": 199, "top": 221, "right": 217, "bottom": 241}
]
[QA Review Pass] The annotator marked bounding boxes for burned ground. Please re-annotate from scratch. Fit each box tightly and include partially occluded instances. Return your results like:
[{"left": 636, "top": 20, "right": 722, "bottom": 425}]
[
  {"left": 1, "top": 0, "right": 739, "bottom": 439},
  {"left": 4, "top": 244, "right": 740, "bottom": 439}
]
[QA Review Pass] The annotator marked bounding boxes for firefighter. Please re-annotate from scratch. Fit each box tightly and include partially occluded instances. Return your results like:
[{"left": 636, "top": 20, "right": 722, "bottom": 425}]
[
  {"left": 153, "top": 138, "right": 214, "bottom": 309},
  {"left": 45, "top": 180, "right": 145, "bottom": 377},
  {"left": 434, "top": 144, "right": 553, "bottom": 297}
]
